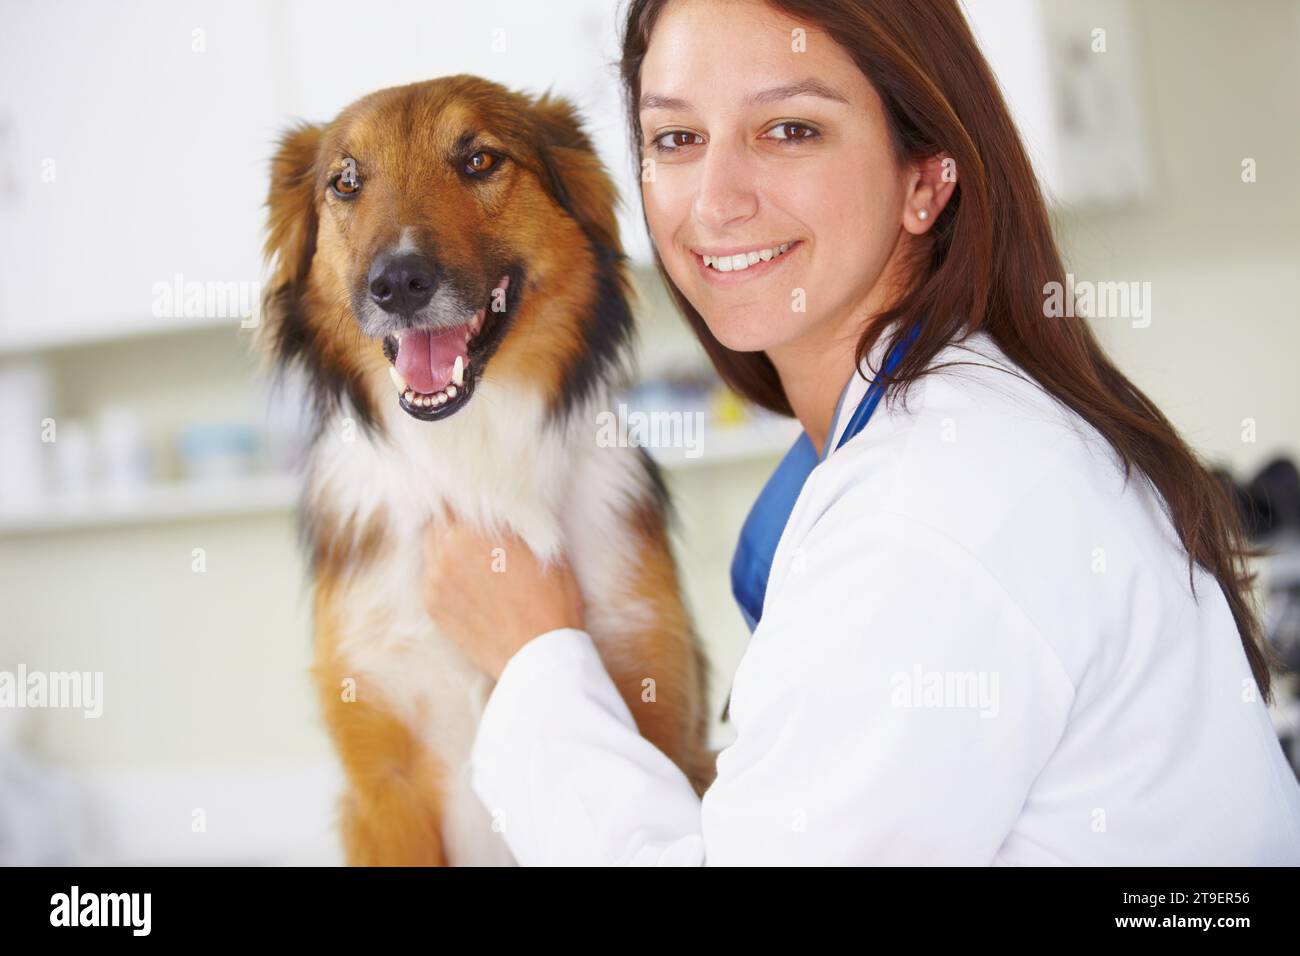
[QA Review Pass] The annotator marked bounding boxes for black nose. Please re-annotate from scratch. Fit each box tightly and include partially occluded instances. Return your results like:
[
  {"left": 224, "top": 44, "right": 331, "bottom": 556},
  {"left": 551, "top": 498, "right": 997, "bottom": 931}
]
[{"left": 368, "top": 253, "right": 437, "bottom": 315}]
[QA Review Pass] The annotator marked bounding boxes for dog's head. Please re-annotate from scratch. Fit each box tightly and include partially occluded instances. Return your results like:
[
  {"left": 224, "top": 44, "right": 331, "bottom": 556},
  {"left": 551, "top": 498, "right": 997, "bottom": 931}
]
[{"left": 261, "top": 75, "right": 632, "bottom": 430}]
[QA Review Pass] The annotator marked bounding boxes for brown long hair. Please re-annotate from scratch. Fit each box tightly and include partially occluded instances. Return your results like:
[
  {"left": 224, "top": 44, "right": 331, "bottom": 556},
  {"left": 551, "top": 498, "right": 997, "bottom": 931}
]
[{"left": 619, "top": 0, "right": 1278, "bottom": 699}]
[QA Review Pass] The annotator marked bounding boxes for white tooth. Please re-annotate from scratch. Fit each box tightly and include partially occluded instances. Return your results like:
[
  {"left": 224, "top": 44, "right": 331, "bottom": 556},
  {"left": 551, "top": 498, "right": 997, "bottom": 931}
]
[
  {"left": 780, "top": 242, "right": 789, "bottom": 252},
  {"left": 758, "top": 248, "right": 774, "bottom": 261},
  {"left": 389, "top": 366, "right": 407, "bottom": 392},
  {"left": 703, "top": 255, "right": 714, "bottom": 268},
  {"left": 446, "top": 385, "right": 458, "bottom": 399},
  {"left": 394, "top": 330, "right": 403, "bottom": 341},
  {"left": 730, "top": 253, "right": 749, "bottom": 271},
  {"left": 716, "top": 256, "right": 733, "bottom": 272},
  {"left": 403, "top": 388, "right": 414, "bottom": 402},
  {"left": 747, "top": 250, "right": 760, "bottom": 265},
  {"left": 452, "top": 355, "right": 464, "bottom": 387}
]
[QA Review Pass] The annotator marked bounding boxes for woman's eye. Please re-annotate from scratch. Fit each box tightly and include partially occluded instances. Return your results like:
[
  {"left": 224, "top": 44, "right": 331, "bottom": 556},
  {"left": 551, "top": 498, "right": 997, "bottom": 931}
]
[
  {"left": 465, "top": 151, "right": 498, "bottom": 175},
  {"left": 329, "top": 170, "right": 361, "bottom": 198},
  {"left": 764, "top": 122, "right": 820, "bottom": 143},
  {"left": 652, "top": 130, "right": 704, "bottom": 152}
]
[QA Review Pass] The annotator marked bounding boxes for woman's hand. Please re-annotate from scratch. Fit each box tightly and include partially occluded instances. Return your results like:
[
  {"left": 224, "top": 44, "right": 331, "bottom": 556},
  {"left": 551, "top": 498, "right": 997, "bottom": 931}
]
[{"left": 421, "top": 508, "right": 585, "bottom": 680}]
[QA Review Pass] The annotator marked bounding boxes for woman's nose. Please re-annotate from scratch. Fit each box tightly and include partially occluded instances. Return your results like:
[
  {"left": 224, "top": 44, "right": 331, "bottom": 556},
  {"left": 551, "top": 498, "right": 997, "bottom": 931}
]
[{"left": 691, "top": 140, "right": 760, "bottom": 231}]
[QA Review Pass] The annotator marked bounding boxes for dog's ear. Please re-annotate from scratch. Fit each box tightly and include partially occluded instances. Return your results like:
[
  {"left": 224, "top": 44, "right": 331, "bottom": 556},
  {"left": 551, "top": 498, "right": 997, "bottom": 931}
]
[
  {"left": 530, "top": 94, "right": 623, "bottom": 258},
  {"left": 260, "top": 122, "right": 323, "bottom": 351}
]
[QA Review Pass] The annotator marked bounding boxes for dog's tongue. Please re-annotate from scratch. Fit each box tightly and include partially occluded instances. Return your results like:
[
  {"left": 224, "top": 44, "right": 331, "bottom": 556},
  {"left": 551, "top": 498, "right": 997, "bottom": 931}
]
[{"left": 395, "top": 328, "right": 465, "bottom": 394}]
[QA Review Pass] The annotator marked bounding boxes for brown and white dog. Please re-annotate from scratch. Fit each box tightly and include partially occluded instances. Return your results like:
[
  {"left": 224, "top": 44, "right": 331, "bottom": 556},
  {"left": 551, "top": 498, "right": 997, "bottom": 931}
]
[{"left": 259, "top": 75, "right": 715, "bottom": 865}]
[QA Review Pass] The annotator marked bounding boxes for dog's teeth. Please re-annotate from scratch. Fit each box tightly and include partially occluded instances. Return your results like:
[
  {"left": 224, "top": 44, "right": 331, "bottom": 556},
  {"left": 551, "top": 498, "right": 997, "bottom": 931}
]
[
  {"left": 394, "top": 330, "right": 403, "bottom": 341},
  {"left": 389, "top": 366, "right": 407, "bottom": 392},
  {"left": 446, "top": 385, "right": 458, "bottom": 399},
  {"left": 452, "top": 355, "right": 464, "bottom": 387}
]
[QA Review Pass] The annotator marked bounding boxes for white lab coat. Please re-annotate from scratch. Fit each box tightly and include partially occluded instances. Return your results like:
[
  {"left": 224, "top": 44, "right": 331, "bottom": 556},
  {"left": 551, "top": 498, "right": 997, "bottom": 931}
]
[{"left": 470, "top": 330, "right": 1300, "bottom": 865}]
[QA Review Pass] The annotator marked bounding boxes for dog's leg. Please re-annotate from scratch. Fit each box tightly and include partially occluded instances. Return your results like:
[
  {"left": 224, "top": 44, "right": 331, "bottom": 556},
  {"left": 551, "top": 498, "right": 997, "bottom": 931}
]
[
  {"left": 591, "top": 513, "right": 719, "bottom": 797},
  {"left": 325, "top": 693, "right": 449, "bottom": 867},
  {"left": 312, "top": 581, "right": 450, "bottom": 866}
]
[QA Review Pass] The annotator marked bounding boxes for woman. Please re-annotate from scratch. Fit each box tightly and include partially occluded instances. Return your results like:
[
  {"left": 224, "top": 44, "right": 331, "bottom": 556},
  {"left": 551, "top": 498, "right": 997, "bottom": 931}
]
[{"left": 422, "top": 0, "right": 1300, "bottom": 864}]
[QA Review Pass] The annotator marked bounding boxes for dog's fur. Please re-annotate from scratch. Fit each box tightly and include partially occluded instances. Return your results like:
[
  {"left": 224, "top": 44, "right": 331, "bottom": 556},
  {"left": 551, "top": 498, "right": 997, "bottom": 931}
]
[{"left": 259, "top": 75, "right": 715, "bottom": 865}]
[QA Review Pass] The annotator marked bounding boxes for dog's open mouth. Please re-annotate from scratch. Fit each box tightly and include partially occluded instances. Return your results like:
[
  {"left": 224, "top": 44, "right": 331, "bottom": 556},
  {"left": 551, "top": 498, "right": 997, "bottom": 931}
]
[{"left": 381, "top": 273, "right": 515, "bottom": 421}]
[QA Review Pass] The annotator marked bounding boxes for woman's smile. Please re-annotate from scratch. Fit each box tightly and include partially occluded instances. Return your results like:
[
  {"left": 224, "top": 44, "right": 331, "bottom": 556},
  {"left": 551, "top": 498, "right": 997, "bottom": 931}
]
[{"left": 691, "top": 239, "right": 803, "bottom": 285}]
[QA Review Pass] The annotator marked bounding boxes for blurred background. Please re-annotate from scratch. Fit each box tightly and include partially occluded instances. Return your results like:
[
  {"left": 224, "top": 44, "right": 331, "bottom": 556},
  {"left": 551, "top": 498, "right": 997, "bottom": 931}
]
[{"left": 0, "top": 0, "right": 1297, "bottom": 864}]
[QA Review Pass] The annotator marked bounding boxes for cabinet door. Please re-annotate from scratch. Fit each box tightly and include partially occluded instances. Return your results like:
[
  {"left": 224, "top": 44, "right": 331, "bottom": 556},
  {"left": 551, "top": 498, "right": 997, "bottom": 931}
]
[
  {"left": 0, "top": 0, "right": 278, "bottom": 348},
  {"left": 960, "top": 0, "right": 1151, "bottom": 206}
]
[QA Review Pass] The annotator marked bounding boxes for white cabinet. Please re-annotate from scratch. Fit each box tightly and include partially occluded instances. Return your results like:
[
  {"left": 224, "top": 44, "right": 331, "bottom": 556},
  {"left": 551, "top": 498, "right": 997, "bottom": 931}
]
[
  {"left": 961, "top": 0, "right": 1152, "bottom": 206},
  {"left": 0, "top": 0, "right": 279, "bottom": 349},
  {"left": 0, "top": 0, "right": 751, "bottom": 352},
  {"left": 1, "top": 0, "right": 1147, "bottom": 350}
]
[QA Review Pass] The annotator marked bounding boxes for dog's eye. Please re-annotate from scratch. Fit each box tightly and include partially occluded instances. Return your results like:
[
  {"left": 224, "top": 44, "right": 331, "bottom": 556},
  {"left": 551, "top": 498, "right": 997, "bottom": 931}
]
[
  {"left": 329, "top": 170, "right": 361, "bottom": 198},
  {"left": 465, "top": 151, "right": 499, "bottom": 176}
]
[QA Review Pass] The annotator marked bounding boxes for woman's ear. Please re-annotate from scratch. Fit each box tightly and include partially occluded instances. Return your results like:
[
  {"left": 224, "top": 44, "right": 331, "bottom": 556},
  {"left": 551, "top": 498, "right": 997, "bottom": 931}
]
[
  {"left": 261, "top": 122, "right": 323, "bottom": 345},
  {"left": 529, "top": 94, "right": 623, "bottom": 257},
  {"left": 903, "top": 152, "right": 959, "bottom": 235}
]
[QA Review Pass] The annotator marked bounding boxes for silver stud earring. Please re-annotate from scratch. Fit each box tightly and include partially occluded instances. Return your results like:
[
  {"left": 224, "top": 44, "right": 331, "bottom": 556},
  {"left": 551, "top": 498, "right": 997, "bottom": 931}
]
[{"left": 916, "top": 208, "right": 929, "bottom": 221}]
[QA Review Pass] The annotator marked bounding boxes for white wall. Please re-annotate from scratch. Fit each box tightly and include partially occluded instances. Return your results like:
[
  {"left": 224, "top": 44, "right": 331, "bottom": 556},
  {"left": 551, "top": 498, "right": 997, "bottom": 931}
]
[{"left": 1053, "top": 0, "right": 1300, "bottom": 473}]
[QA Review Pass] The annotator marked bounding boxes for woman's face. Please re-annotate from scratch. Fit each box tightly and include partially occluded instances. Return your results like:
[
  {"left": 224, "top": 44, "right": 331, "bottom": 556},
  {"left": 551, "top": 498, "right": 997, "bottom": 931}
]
[{"left": 638, "top": 0, "right": 912, "bottom": 356}]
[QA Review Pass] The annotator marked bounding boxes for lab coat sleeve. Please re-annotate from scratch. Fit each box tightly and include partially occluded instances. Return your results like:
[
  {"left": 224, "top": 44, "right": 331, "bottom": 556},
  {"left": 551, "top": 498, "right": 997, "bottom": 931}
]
[
  {"left": 470, "top": 626, "right": 707, "bottom": 865},
  {"left": 470, "top": 503, "right": 1076, "bottom": 865}
]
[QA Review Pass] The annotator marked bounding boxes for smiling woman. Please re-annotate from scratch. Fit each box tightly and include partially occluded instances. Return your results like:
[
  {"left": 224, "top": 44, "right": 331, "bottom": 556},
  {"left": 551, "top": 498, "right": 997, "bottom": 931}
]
[
  {"left": 427, "top": 0, "right": 1300, "bottom": 866},
  {"left": 636, "top": 38, "right": 914, "bottom": 412}
]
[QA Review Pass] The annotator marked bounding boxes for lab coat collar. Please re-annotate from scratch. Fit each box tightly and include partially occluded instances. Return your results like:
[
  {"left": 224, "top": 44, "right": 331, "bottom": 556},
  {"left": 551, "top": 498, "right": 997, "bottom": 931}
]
[{"left": 820, "top": 331, "right": 896, "bottom": 463}]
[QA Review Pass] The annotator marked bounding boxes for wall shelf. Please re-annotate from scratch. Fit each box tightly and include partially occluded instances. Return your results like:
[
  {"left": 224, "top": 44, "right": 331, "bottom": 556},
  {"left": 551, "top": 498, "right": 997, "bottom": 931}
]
[
  {"left": 0, "top": 314, "right": 249, "bottom": 359},
  {"left": 0, "top": 420, "right": 796, "bottom": 536},
  {"left": 0, "top": 473, "right": 300, "bottom": 535}
]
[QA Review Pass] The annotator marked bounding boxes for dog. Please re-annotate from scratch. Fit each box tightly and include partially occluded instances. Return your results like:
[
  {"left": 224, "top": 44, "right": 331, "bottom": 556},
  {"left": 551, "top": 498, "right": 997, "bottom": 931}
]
[{"left": 258, "top": 75, "right": 716, "bottom": 866}]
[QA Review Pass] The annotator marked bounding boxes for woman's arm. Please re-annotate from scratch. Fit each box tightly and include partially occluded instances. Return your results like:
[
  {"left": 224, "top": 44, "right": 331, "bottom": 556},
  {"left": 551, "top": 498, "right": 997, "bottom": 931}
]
[{"left": 427, "top": 501, "right": 1076, "bottom": 865}]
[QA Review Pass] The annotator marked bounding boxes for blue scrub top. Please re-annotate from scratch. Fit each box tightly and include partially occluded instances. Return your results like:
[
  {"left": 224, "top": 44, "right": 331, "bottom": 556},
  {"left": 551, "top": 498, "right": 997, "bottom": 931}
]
[{"left": 729, "top": 326, "right": 918, "bottom": 632}]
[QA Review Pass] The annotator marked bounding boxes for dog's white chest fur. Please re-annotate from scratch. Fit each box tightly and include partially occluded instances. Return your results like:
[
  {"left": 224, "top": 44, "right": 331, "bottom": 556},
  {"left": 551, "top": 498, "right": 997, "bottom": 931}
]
[{"left": 305, "top": 380, "right": 654, "bottom": 865}]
